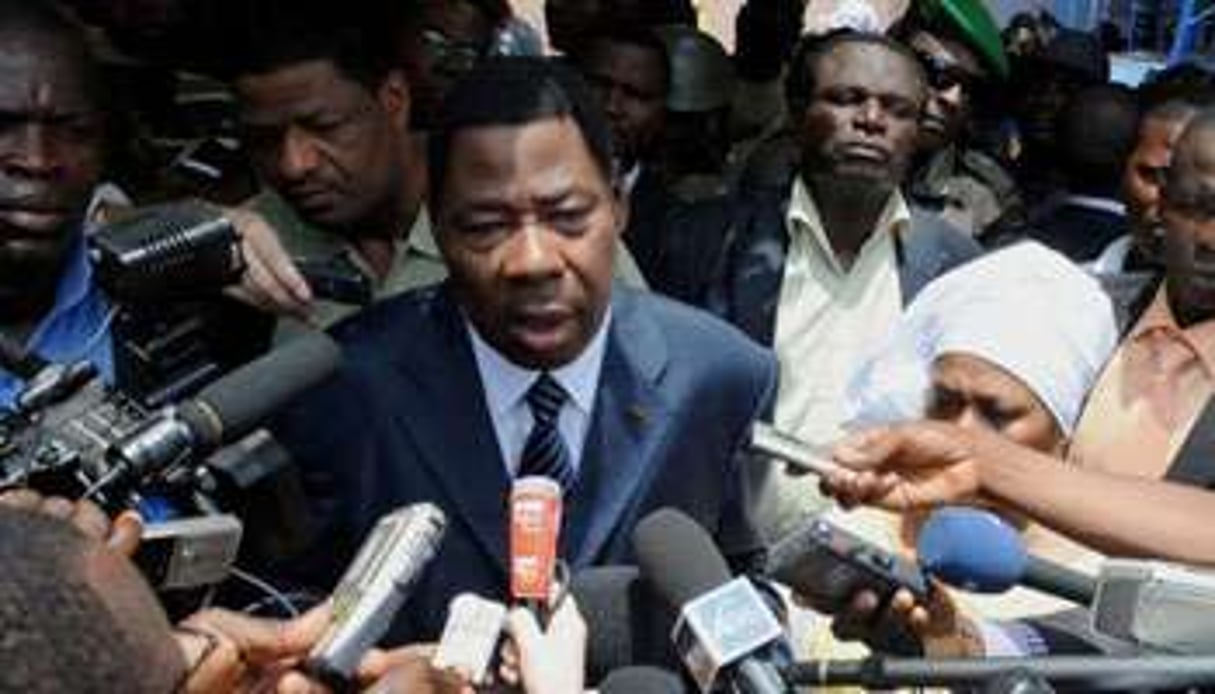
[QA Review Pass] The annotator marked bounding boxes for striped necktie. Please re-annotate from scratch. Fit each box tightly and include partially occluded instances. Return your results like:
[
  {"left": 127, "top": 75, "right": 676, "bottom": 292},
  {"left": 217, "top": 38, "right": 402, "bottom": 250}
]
[{"left": 520, "top": 372, "right": 576, "bottom": 490}]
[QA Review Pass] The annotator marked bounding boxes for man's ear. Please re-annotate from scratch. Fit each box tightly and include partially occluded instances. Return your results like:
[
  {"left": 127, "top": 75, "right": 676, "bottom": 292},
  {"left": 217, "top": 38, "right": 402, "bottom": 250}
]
[{"left": 378, "top": 70, "right": 412, "bottom": 132}]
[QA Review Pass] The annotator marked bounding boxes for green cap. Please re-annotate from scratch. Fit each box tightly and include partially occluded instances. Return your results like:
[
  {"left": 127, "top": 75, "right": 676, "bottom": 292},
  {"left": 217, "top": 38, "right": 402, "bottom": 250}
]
[{"left": 916, "top": 0, "right": 1010, "bottom": 79}]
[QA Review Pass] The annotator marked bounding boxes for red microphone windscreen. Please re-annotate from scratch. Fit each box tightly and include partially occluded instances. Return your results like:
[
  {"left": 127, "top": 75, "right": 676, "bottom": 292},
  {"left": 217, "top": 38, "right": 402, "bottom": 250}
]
[{"left": 509, "top": 476, "right": 563, "bottom": 601}]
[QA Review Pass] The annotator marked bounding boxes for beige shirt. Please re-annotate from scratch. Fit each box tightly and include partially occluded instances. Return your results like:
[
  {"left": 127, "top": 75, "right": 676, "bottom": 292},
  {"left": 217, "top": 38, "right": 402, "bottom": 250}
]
[
  {"left": 761, "top": 178, "right": 908, "bottom": 539},
  {"left": 1070, "top": 286, "right": 1215, "bottom": 480}
]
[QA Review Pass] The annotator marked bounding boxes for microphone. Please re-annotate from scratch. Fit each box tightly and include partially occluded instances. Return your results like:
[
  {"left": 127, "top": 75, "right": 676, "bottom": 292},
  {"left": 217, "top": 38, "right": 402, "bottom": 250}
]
[
  {"left": 781, "top": 655, "right": 1215, "bottom": 690},
  {"left": 599, "top": 666, "right": 688, "bottom": 694},
  {"left": 1091, "top": 559, "right": 1215, "bottom": 654},
  {"left": 917, "top": 507, "right": 1096, "bottom": 605},
  {"left": 570, "top": 566, "right": 644, "bottom": 680},
  {"left": 747, "top": 422, "right": 841, "bottom": 477},
  {"left": 307, "top": 503, "right": 447, "bottom": 687},
  {"left": 432, "top": 593, "right": 507, "bottom": 686},
  {"left": 919, "top": 508, "right": 1215, "bottom": 654},
  {"left": 633, "top": 508, "right": 786, "bottom": 694},
  {"left": 99, "top": 332, "right": 341, "bottom": 493},
  {"left": 509, "top": 477, "right": 563, "bottom": 620}
]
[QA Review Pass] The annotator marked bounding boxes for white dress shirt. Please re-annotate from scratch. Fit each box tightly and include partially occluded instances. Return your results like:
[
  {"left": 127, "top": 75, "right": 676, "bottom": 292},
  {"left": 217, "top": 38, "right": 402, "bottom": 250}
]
[
  {"left": 761, "top": 178, "right": 908, "bottom": 539},
  {"left": 467, "top": 311, "right": 611, "bottom": 477}
]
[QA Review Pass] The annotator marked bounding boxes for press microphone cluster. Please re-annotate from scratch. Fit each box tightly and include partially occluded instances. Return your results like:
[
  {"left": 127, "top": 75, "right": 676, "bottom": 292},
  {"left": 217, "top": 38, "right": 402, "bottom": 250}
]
[
  {"left": 633, "top": 509, "right": 788, "bottom": 694},
  {"left": 781, "top": 654, "right": 1215, "bottom": 691},
  {"left": 918, "top": 507, "right": 1215, "bottom": 655}
]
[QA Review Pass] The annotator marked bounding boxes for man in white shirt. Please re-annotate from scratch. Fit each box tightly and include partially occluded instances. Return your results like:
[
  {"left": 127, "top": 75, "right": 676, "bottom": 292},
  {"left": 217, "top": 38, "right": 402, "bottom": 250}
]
[
  {"left": 269, "top": 57, "right": 776, "bottom": 645},
  {"left": 708, "top": 32, "right": 980, "bottom": 537}
]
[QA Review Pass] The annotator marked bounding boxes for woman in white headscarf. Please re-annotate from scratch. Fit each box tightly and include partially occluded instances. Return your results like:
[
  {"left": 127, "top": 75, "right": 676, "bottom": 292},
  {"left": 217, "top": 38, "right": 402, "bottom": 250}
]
[
  {"left": 847, "top": 242, "right": 1118, "bottom": 452},
  {"left": 797, "top": 242, "right": 1118, "bottom": 663}
]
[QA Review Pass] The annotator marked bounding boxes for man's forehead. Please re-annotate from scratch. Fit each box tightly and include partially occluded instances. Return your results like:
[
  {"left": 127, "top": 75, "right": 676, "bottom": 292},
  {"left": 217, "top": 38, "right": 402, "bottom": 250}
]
[
  {"left": 0, "top": 37, "right": 93, "bottom": 112},
  {"left": 816, "top": 41, "right": 922, "bottom": 94},
  {"left": 237, "top": 60, "right": 368, "bottom": 116}
]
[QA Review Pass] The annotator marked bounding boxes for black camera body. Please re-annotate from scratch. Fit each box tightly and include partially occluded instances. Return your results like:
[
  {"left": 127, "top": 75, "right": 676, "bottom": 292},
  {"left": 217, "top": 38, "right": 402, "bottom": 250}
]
[{"left": 0, "top": 365, "right": 284, "bottom": 591}]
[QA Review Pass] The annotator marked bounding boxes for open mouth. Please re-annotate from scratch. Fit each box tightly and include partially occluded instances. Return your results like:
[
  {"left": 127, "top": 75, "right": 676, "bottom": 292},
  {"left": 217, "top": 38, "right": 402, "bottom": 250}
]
[{"left": 509, "top": 307, "right": 575, "bottom": 352}]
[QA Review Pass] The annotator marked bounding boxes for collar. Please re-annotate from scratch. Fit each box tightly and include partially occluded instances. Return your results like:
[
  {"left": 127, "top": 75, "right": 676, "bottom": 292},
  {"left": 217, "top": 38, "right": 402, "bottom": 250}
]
[
  {"left": 621, "top": 163, "right": 643, "bottom": 198},
  {"left": 407, "top": 207, "right": 442, "bottom": 259},
  {"left": 46, "top": 186, "right": 117, "bottom": 321},
  {"left": 466, "top": 308, "right": 612, "bottom": 418},
  {"left": 785, "top": 176, "right": 910, "bottom": 273},
  {"left": 1131, "top": 286, "right": 1215, "bottom": 370},
  {"left": 1061, "top": 194, "right": 1127, "bottom": 217}
]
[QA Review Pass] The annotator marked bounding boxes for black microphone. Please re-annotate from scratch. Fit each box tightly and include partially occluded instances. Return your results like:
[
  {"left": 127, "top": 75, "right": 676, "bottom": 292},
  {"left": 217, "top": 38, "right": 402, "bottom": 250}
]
[
  {"left": 600, "top": 666, "right": 688, "bottom": 694},
  {"left": 571, "top": 566, "right": 644, "bottom": 681},
  {"left": 633, "top": 509, "right": 786, "bottom": 694},
  {"left": 781, "top": 655, "right": 1215, "bottom": 691},
  {"left": 100, "top": 332, "right": 340, "bottom": 491}
]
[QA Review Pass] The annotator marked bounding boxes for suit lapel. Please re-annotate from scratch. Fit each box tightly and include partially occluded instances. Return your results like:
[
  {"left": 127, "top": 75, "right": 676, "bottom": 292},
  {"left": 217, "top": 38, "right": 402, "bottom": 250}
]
[
  {"left": 562, "top": 290, "right": 671, "bottom": 567},
  {"left": 731, "top": 193, "right": 790, "bottom": 347},
  {"left": 392, "top": 288, "right": 512, "bottom": 575}
]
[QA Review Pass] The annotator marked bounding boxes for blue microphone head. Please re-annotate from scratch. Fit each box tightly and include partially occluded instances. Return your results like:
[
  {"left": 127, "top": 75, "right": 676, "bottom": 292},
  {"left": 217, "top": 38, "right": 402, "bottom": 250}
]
[{"left": 916, "top": 507, "right": 1027, "bottom": 593}]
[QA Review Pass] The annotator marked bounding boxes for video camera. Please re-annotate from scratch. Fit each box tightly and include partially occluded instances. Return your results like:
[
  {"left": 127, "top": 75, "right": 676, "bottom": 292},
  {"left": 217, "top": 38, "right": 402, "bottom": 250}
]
[
  {"left": 0, "top": 201, "right": 343, "bottom": 593},
  {"left": 0, "top": 330, "right": 339, "bottom": 591}
]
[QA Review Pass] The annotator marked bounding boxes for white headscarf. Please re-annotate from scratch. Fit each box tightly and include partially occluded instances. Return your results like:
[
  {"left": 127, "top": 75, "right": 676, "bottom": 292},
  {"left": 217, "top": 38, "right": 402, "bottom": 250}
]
[{"left": 846, "top": 242, "right": 1118, "bottom": 435}]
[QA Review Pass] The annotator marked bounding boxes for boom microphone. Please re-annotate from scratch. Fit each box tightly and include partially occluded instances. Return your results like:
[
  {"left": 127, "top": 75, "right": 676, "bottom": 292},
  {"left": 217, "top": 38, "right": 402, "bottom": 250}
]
[
  {"left": 100, "top": 332, "right": 341, "bottom": 493},
  {"left": 781, "top": 655, "right": 1215, "bottom": 691},
  {"left": 917, "top": 507, "right": 1096, "bottom": 605},
  {"left": 633, "top": 509, "right": 786, "bottom": 694}
]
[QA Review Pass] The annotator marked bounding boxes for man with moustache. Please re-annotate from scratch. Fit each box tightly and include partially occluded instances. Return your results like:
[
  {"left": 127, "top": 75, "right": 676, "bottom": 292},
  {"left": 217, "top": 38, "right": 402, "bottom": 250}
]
[
  {"left": 269, "top": 57, "right": 776, "bottom": 644},
  {"left": 707, "top": 31, "right": 980, "bottom": 539}
]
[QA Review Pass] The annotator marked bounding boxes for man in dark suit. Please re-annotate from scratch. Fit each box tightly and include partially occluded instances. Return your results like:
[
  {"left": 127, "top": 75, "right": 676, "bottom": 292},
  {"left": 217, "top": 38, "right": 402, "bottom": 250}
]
[
  {"left": 1001, "top": 84, "right": 1139, "bottom": 263},
  {"left": 269, "top": 57, "right": 776, "bottom": 644},
  {"left": 705, "top": 32, "right": 980, "bottom": 538}
]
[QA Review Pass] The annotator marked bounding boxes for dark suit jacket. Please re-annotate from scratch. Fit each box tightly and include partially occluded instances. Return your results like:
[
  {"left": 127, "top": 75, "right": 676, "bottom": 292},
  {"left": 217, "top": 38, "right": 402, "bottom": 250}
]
[
  {"left": 1023, "top": 198, "right": 1129, "bottom": 263},
  {"left": 705, "top": 185, "right": 983, "bottom": 347},
  {"left": 268, "top": 285, "right": 777, "bottom": 643}
]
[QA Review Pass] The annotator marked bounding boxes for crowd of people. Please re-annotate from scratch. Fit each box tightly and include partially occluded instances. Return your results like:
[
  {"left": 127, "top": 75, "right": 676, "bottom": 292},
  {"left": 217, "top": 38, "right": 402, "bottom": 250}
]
[{"left": 4, "top": 0, "right": 1215, "bottom": 691}]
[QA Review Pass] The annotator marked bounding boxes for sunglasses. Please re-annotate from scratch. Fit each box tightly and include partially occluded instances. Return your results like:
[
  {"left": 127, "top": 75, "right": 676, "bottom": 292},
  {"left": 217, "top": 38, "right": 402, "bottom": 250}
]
[{"left": 420, "top": 29, "right": 484, "bottom": 75}]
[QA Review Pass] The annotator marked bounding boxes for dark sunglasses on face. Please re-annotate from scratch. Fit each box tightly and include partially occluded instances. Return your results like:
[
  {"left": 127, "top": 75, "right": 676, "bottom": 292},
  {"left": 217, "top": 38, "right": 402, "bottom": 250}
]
[{"left": 420, "top": 29, "right": 484, "bottom": 75}]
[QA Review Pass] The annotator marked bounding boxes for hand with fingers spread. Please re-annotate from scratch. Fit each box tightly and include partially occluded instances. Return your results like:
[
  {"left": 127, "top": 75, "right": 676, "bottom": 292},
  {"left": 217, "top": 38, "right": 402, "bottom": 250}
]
[
  {"left": 175, "top": 602, "right": 332, "bottom": 694},
  {"left": 222, "top": 207, "right": 314, "bottom": 319},
  {"left": 0, "top": 490, "right": 143, "bottom": 556}
]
